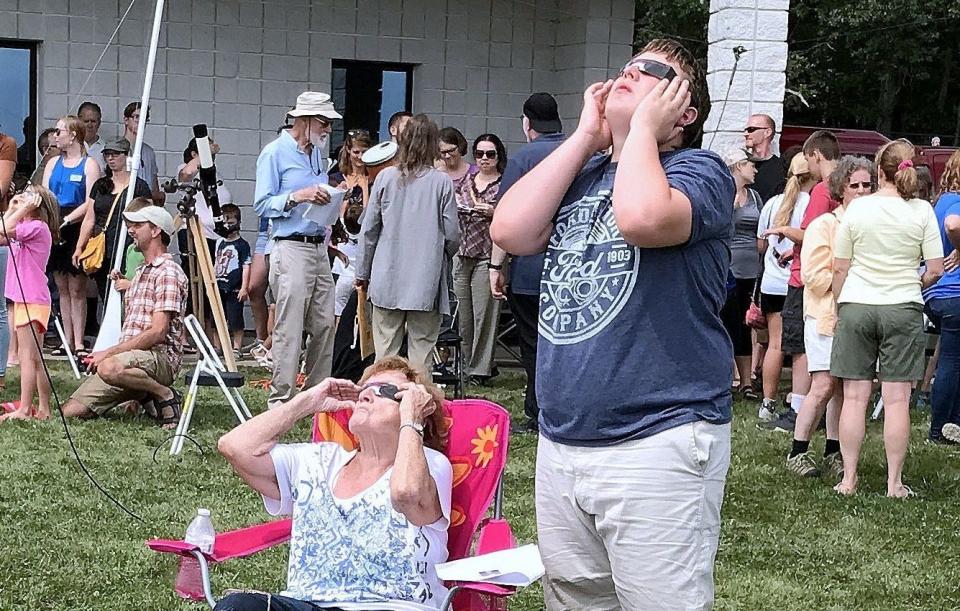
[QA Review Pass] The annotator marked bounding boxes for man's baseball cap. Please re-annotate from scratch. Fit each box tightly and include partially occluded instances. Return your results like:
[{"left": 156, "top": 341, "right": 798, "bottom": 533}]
[
  {"left": 102, "top": 138, "right": 130, "bottom": 155},
  {"left": 288, "top": 91, "right": 342, "bottom": 120},
  {"left": 123, "top": 205, "right": 176, "bottom": 236},
  {"left": 523, "top": 92, "right": 562, "bottom": 134}
]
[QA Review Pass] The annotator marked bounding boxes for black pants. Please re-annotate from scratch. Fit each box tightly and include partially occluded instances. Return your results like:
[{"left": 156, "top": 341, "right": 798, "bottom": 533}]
[{"left": 507, "top": 289, "right": 540, "bottom": 423}]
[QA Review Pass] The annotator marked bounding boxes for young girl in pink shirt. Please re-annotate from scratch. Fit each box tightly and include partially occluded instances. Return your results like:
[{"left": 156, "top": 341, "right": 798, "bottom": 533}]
[{"left": 0, "top": 185, "right": 60, "bottom": 421}]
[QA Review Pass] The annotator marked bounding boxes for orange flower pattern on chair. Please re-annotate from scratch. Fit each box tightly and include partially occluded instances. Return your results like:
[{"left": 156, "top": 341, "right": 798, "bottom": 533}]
[{"left": 470, "top": 425, "right": 499, "bottom": 468}]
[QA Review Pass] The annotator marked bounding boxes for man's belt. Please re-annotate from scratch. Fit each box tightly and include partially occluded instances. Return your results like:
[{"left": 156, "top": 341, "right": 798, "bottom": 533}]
[{"left": 275, "top": 233, "right": 325, "bottom": 245}]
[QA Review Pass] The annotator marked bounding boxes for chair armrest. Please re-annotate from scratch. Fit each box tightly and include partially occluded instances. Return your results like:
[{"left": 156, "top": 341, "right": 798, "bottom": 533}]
[{"left": 146, "top": 518, "right": 292, "bottom": 563}]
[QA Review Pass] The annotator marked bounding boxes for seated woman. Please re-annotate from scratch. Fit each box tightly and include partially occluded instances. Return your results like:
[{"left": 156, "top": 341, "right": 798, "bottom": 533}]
[{"left": 216, "top": 356, "right": 453, "bottom": 611}]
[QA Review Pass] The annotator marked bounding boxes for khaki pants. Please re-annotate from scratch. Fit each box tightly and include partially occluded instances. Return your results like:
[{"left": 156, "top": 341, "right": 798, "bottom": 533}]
[
  {"left": 453, "top": 255, "right": 500, "bottom": 377},
  {"left": 536, "top": 422, "right": 731, "bottom": 611},
  {"left": 268, "top": 240, "right": 335, "bottom": 406},
  {"left": 372, "top": 306, "right": 440, "bottom": 372},
  {"left": 71, "top": 349, "right": 175, "bottom": 415}
]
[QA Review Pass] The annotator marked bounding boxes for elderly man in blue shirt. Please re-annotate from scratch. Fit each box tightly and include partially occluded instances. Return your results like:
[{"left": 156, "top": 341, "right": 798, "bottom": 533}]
[{"left": 254, "top": 91, "right": 342, "bottom": 407}]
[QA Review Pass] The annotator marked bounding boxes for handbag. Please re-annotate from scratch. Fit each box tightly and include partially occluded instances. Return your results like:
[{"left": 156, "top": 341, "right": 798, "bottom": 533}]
[
  {"left": 77, "top": 190, "right": 123, "bottom": 275},
  {"left": 744, "top": 254, "right": 767, "bottom": 330}
]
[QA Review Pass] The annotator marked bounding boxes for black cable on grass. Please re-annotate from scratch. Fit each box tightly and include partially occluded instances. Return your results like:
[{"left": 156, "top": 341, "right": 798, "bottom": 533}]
[
  {"left": 2, "top": 191, "right": 146, "bottom": 524},
  {"left": 152, "top": 432, "right": 205, "bottom": 463}
]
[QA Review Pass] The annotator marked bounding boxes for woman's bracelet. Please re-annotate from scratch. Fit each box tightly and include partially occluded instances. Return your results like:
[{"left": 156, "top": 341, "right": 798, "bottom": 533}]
[{"left": 399, "top": 422, "right": 424, "bottom": 439}]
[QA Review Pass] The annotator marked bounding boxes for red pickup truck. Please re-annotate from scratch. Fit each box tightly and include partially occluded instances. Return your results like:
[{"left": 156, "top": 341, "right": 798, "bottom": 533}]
[{"left": 780, "top": 125, "right": 955, "bottom": 187}]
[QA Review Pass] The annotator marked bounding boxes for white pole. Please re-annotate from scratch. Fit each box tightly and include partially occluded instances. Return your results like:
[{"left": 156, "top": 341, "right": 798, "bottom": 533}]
[{"left": 94, "top": 0, "right": 165, "bottom": 352}]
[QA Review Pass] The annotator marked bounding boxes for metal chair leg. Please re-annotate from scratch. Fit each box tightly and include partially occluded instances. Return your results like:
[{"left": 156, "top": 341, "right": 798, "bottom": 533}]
[
  {"left": 440, "top": 584, "right": 462, "bottom": 611},
  {"left": 189, "top": 550, "right": 217, "bottom": 609}
]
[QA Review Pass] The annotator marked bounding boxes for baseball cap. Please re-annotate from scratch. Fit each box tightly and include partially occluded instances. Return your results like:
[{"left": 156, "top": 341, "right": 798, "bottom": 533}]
[
  {"left": 287, "top": 91, "right": 342, "bottom": 120},
  {"left": 522, "top": 92, "right": 562, "bottom": 134},
  {"left": 102, "top": 138, "right": 131, "bottom": 155},
  {"left": 722, "top": 148, "right": 759, "bottom": 167},
  {"left": 123, "top": 205, "right": 176, "bottom": 236}
]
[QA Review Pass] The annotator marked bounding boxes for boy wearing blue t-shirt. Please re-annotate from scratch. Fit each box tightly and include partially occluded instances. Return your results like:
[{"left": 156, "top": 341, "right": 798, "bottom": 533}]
[{"left": 492, "top": 39, "right": 735, "bottom": 610}]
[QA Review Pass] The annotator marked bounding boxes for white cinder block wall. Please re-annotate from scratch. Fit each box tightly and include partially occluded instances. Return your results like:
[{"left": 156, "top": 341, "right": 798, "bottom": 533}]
[
  {"left": 3, "top": 0, "right": 635, "bottom": 237},
  {"left": 703, "top": 0, "right": 788, "bottom": 154}
]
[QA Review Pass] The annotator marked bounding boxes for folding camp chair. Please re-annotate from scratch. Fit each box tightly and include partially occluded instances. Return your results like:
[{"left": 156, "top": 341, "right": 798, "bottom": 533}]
[
  {"left": 170, "top": 314, "right": 251, "bottom": 455},
  {"left": 148, "top": 398, "right": 524, "bottom": 610}
]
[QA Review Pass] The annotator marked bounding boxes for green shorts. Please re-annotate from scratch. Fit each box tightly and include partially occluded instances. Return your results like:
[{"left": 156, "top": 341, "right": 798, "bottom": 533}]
[{"left": 830, "top": 303, "right": 926, "bottom": 382}]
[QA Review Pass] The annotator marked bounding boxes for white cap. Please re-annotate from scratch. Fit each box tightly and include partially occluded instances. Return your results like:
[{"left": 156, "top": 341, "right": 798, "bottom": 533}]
[
  {"left": 123, "top": 205, "right": 176, "bottom": 236},
  {"left": 722, "top": 148, "right": 758, "bottom": 167}
]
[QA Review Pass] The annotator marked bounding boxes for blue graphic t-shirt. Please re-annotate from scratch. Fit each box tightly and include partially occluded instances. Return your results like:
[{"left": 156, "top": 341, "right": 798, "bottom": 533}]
[{"left": 537, "top": 148, "right": 735, "bottom": 446}]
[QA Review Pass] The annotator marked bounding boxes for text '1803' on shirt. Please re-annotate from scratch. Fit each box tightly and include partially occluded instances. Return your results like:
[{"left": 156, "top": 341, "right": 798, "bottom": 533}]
[{"left": 536, "top": 149, "right": 735, "bottom": 447}]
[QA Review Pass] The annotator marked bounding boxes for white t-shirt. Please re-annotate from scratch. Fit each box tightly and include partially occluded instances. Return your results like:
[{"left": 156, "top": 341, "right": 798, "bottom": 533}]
[
  {"left": 86, "top": 137, "right": 105, "bottom": 172},
  {"left": 176, "top": 162, "right": 233, "bottom": 240},
  {"left": 266, "top": 442, "right": 453, "bottom": 610},
  {"left": 757, "top": 192, "right": 810, "bottom": 296}
]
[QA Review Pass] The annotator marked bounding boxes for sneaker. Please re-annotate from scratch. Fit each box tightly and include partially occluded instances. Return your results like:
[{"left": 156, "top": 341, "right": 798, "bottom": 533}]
[
  {"left": 942, "top": 423, "right": 960, "bottom": 444},
  {"left": 785, "top": 451, "right": 820, "bottom": 477},
  {"left": 759, "top": 409, "right": 796, "bottom": 433},
  {"left": 926, "top": 436, "right": 960, "bottom": 447},
  {"left": 240, "top": 340, "right": 264, "bottom": 357},
  {"left": 758, "top": 399, "right": 780, "bottom": 422},
  {"left": 822, "top": 451, "right": 844, "bottom": 479}
]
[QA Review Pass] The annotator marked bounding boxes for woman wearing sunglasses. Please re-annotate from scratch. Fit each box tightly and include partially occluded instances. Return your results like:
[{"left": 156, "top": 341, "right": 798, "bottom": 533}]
[
  {"left": 454, "top": 134, "right": 507, "bottom": 383},
  {"left": 216, "top": 355, "right": 453, "bottom": 611}
]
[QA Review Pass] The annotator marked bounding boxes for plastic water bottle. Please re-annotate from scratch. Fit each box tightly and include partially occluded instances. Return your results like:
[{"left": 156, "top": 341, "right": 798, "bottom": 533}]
[
  {"left": 184, "top": 508, "right": 216, "bottom": 553},
  {"left": 175, "top": 509, "right": 216, "bottom": 601}
]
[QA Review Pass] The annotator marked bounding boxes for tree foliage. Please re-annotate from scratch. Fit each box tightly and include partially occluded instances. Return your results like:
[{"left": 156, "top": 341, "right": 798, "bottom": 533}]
[{"left": 633, "top": 0, "right": 960, "bottom": 144}]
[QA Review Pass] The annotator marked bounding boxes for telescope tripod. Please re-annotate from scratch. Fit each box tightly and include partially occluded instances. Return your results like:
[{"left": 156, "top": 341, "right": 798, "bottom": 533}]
[{"left": 175, "top": 187, "right": 237, "bottom": 372}]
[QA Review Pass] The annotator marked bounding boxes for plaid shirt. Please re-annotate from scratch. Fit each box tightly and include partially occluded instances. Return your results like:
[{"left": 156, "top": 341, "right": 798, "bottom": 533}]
[
  {"left": 121, "top": 253, "right": 189, "bottom": 372},
  {"left": 455, "top": 172, "right": 501, "bottom": 259}
]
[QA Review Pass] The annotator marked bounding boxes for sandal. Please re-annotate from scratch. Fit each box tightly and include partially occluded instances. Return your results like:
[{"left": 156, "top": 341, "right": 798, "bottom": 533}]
[
  {"left": 154, "top": 388, "right": 183, "bottom": 430},
  {"left": 888, "top": 484, "right": 916, "bottom": 499},
  {"left": 49, "top": 346, "right": 68, "bottom": 357}
]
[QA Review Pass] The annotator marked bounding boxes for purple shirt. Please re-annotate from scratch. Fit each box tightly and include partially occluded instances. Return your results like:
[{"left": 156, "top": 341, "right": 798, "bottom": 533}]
[{"left": 5, "top": 219, "right": 52, "bottom": 306}]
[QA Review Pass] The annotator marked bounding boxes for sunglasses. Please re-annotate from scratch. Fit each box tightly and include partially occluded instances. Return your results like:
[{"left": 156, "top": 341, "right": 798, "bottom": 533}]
[
  {"left": 619, "top": 58, "right": 678, "bottom": 82},
  {"left": 847, "top": 182, "right": 872, "bottom": 189},
  {"left": 474, "top": 150, "right": 498, "bottom": 159},
  {"left": 364, "top": 382, "right": 400, "bottom": 401},
  {"left": 743, "top": 126, "right": 768, "bottom": 134},
  {"left": 347, "top": 129, "right": 369, "bottom": 137}
]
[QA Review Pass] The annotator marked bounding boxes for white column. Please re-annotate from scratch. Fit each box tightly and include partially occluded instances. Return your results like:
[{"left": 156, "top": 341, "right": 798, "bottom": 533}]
[{"left": 703, "top": 0, "right": 789, "bottom": 154}]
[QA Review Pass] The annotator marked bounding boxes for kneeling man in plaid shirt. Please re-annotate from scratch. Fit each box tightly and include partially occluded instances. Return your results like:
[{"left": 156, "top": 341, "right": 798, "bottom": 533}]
[{"left": 63, "top": 198, "right": 188, "bottom": 429}]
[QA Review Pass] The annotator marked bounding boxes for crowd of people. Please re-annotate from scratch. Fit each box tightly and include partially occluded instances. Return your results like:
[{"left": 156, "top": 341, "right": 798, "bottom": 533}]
[
  {"left": 2, "top": 34, "right": 960, "bottom": 611},
  {"left": 721, "top": 123, "right": 960, "bottom": 498}
]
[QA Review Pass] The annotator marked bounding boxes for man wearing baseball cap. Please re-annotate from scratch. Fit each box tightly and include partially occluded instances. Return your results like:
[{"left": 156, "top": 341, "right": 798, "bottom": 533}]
[
  {"left": 489, "top": 92, "right": 565, "bottom": 433},
  {"left": 254, "top": 91, "right": 343, "bottom": 407},
  {"left": 62, "top": 198, "right": 189, "bottom": 428}
]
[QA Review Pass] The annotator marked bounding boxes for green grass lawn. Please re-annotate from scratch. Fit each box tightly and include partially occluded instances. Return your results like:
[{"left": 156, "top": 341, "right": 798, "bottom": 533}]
[{"left": 1, "top": 364, "right": 960, "bottom": 609}]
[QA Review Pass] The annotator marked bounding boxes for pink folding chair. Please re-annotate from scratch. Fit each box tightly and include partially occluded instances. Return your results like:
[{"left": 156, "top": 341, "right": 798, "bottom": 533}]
[{"left": 147, "top": 398, "right": 519, "bottom": 610}]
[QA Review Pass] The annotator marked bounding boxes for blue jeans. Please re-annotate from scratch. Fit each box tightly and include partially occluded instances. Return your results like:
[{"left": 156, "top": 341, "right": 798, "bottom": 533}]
[
  {"left": 0, "top": 246, "right": 8, "bottom": 376},
  {"left": 925, "top": 297, "right": 960, "bottom": 440}
]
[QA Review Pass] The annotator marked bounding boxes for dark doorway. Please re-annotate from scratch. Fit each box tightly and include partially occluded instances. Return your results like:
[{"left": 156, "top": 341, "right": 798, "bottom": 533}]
[
  {"left": 0, "top": 40, "right": 39, "bottom": 184},
  {"left": 330, "top": 60, "right": 414, "bottom": 152}
]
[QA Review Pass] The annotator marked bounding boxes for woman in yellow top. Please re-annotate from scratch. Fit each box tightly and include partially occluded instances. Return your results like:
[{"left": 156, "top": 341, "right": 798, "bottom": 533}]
[
  {"left": 785, "top": 156, "right": 874, "bottom": 479},
  {"left": 831, "top": 140, "right": 944, "bottom": 497}
]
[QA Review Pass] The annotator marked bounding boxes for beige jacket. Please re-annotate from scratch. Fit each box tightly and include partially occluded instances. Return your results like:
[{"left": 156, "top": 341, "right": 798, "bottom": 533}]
[{"left": 801, "top": 206, "right": 843, "bottom": 336}]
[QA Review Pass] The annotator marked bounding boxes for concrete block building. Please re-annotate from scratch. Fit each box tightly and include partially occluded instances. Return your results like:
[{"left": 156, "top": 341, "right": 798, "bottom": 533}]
[{"left": 1, "top": 0, "right": 636, "bottom": 228}]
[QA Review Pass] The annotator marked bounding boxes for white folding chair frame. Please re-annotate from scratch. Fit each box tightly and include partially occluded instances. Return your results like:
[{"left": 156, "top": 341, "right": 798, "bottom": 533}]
[{"left": 170, "top": 315, "right": 252, "bottom": 455}]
